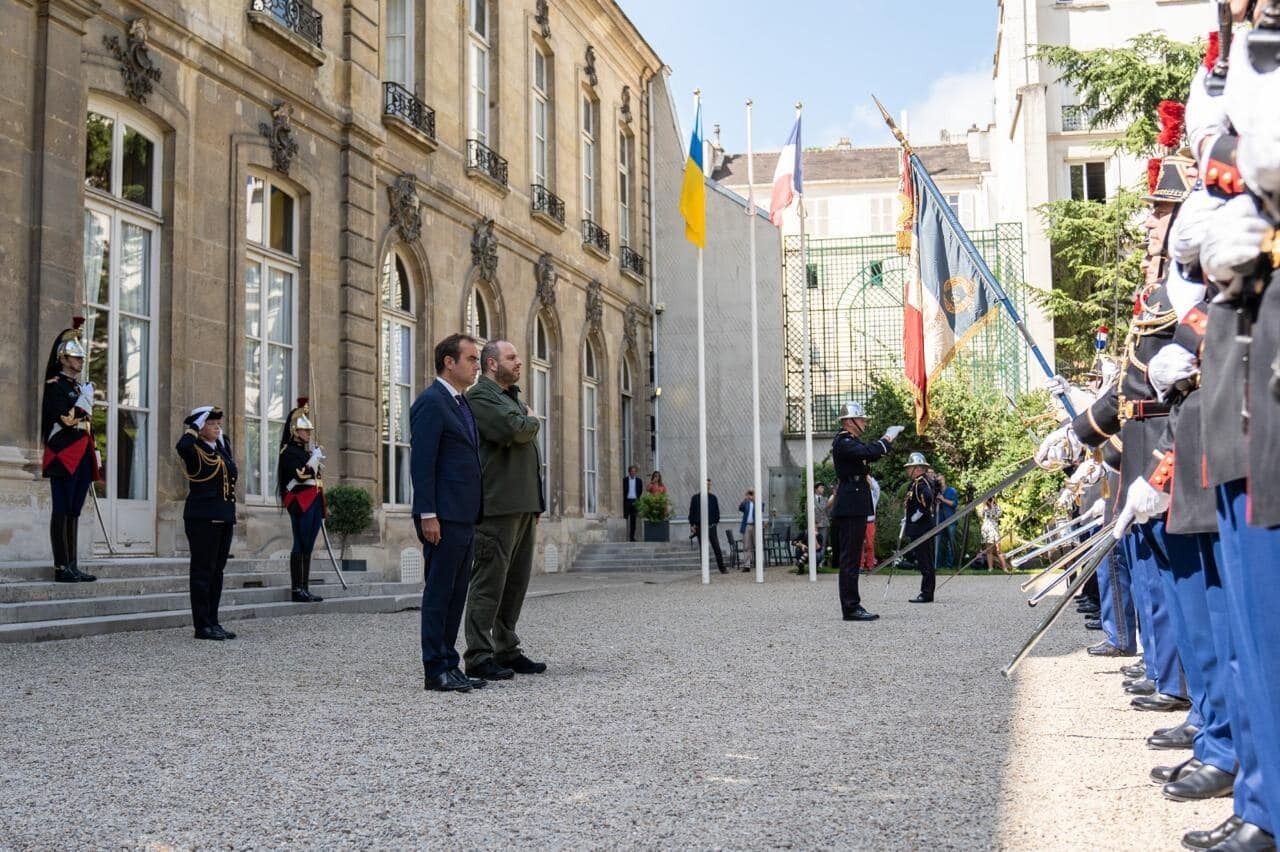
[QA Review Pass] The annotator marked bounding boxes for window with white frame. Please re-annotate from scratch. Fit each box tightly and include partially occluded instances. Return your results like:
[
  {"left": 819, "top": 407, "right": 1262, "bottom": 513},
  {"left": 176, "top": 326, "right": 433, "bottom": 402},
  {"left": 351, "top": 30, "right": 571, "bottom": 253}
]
[
  {"left": 467, "top": 287, "right": 492, "bottom": 344},
  {"left": 581, "top": 95, "right": 597, "bottom": 222},
  {"left": 620, "top": 358, "right": 634, "bottom": 475},
  {"left": 808, "top": 197, "right": 829, "bottom": 238},
  {"left": 532, "top": 46, "right": 550, "bottom": 188},
  {"left": 380, "top": 250, "right": 414, "bottom": 506},
  {"left": 868, "top": 195, "right": 895, "bottom": 234},
  {"left": 532, "top": 316, "right": 552, "bottom": 509},
  {"left": 244, "top": 173, "right": 299, "bottom": 499},
  {"left": 618, "top": 130, "right": 633, "bottom": 247},
  {"left": 468, "top": 0, "right": 490, "bottom": 144},
  {"left": 1069, "top": 161, "right": 1107, "bottom": 202},
  {"left": 384, "top": 0, "right": 414, "bottom": 89},
  {"left": 582, "top": 339, "right": 600, "bottom": 515}
]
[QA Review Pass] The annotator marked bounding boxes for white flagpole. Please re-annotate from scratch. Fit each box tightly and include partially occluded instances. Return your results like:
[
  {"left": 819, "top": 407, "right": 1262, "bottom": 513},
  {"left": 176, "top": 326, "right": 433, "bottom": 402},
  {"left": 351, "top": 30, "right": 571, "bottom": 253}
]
[
  {"left": 695, "top": 89, "right": 710, "bottom": 585},
  {"left": 745, "top": 100, "right": 765, "bottom": 583},
  {"left": 796, "top": 102, "right": 817, "bottom": 584}
]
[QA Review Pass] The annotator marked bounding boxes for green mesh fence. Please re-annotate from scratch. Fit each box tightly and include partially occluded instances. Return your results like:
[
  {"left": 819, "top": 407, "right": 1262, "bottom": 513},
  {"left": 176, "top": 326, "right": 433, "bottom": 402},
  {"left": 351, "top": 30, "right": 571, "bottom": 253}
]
[{"left": 782, "top": 223, "right": 1030, "bottom": 434}]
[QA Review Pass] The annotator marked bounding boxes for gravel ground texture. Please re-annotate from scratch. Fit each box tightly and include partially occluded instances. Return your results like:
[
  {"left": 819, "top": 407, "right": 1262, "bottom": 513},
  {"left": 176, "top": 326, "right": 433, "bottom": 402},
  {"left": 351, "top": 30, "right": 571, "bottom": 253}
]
[{"left": 0, "top": 569, "right": 1225, "bottom": 850}]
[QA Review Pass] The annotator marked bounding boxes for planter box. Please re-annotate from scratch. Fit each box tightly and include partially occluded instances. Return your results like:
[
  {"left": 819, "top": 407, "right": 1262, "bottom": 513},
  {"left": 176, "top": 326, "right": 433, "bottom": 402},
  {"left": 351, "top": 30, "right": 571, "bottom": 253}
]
[{"left": 643, "top": 520, "right": 670, "bottom": 543}]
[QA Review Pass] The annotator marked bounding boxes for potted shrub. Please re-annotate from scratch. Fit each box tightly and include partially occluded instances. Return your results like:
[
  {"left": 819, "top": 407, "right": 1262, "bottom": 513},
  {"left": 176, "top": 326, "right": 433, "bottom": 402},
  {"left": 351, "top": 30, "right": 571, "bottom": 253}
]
[
  {"left": 324, "top": 484, "right": 374, "bottom": 571},
  {"left": 634, "top": 492, "right": 674, "bottom": 543}
]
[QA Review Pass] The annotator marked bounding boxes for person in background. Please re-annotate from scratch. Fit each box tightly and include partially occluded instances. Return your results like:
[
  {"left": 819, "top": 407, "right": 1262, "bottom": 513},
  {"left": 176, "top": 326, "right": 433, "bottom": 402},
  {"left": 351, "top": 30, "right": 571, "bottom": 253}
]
[
  {"left": 903, "top": 453, "right": 937, "bottom": 603},
  {"left": 646, "top": 470, "right": 667, "bottom": 495},
  {"left": 688, "top": 479, "right": 726, "bottom": 574},
  {"left": 813, "top": 484, "right": 829, "bottom": 557},
  {"left": 276, "top": 398, "right": 325, "bottom": 603},
  {"left": 980, "top": 497, "right": 1011, "bottom": 574},
  {"left": 623, "top": 465, "right": 644, "bottom": 542},
  {"left": 934, "top": 473, "right": 959, "bottom": 569},
  {"left": 861, "top": 476, "right": 880, "bottom": 573},
  {"left": 738, "top": 489, "right": 756, "bottom": 571}
]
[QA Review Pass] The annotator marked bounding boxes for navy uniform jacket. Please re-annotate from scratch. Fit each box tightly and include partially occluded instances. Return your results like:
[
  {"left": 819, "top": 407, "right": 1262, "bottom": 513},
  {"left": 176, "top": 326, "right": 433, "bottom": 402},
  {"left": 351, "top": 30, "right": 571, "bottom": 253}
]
[
  {"left": 176, "top": 432, "right": 238, "bottom": 523},
  {"left": 277, "top": 440, "right": 322, "bottom": 514},
  {"left": 409, "top": 379, "right": 483, "bottom": 525},
  {"left": 688, "top": 492, "right": 720, "bottom": 527},
  {"left": 903, "top": 476, "right": 936, "bottom": 538},
  {"left": 41, "top": 374, "right": 94, "bottom": 479},
  {"left": 829, "top": 432, "right": 890, "bottom": 519},
  {"left": 1246, "top": 267, "right": 1280, "bottom": 527}
]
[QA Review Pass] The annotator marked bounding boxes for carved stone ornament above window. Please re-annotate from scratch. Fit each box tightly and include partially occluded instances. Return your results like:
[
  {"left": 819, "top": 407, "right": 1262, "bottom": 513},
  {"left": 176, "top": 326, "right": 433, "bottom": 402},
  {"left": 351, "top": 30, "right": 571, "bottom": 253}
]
[
  {"left": 103, "top": 18, "right": 162, "bottom": 105},
  {"left": 586, "top": 280, "right": 603, "bottom": 331},
  {"left": 585, "top": 45, "right": 598, "bottom": 88},
  {"left": 388, "top": 173, "right": 422, "bottom": 243},
  {"left": 623, "top": 302, "right": 642, "bottom": 350},
  {"left": 535, "top": 253, "right": 557, "bottom": 308},
  {"left": 535, "top": 0, "right": 551, "bottom": 39},
  {"left": 621, "top": 85, "right": 633, "bottom": 125},
  {"left": 259, "top": 101, "right": 300, "bottom": 175},
  {"left": 471, "top": 217, "right": 499, "bottom": 282}
]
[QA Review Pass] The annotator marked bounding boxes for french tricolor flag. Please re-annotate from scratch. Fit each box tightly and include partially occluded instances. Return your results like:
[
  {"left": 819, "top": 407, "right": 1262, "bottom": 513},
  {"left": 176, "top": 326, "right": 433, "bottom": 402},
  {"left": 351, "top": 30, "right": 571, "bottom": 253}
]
[{"left": 769, "top": 117, "right": 802, "bottom": 227}]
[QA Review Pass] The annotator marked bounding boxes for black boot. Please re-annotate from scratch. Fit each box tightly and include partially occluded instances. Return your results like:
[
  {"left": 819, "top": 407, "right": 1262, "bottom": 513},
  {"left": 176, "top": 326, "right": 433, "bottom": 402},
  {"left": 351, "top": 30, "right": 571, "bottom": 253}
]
[
  {"left": 301, "top": 552, "right": 322, "bottom": 602},
  {"left": 50, "top": 514, "right": 77, "bottom": 583},
  {"left": 66, "top": 517, "right": 96, "bottom": 582},
  {"left": 290, "top": 553, "right": 309, "bottom": 602}
]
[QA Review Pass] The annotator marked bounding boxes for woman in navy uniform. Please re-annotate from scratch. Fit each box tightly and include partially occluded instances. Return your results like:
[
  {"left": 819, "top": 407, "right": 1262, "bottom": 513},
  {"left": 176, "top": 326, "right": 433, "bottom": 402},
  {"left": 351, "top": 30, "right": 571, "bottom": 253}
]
[
  {"left": 903, "top": 452, "right": 937, "bottom": 603},
  {"left": 177, "top": 406, "right": 238, "bottom": 640},
  {"left": 277, "top": 398, "right": 325, "bottom": 603},
  {"left": 41, "top": 318, "right": 98, "bottom": 583}
]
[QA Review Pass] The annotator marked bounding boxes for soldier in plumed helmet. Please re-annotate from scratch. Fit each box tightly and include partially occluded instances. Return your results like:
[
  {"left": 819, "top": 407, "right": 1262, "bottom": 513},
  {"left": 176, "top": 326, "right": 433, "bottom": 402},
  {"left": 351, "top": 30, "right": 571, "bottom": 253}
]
[
  {"left": 277, "top": 398, "right": 325, "bottom": 603},
  {"left": 902, "top": 452, "right": 937, "bottom": 603},
  {"left": 177, "top": 405, "right": 238, "bottom": 640},
  {"left": 41, "top": 317, "right": 99, "bottom": 583}
]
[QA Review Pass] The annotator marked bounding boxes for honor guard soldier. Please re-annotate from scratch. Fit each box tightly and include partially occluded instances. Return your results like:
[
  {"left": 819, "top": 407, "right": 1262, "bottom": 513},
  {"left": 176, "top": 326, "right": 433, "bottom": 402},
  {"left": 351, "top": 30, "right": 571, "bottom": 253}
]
[
  {"left": 902, "top": 452, "right": 937, "bottom": 603},
  {"left": 41, "top": 318, "right": 98, "bottom": 583},
  {"left": 828, "top": 401, "right": 901, "bottom": 622},
  {"left": 277, "top": 398, "right": 325, "bottom": 603},
  {"left": 177, "top": 406, "right": 238, "bottom": 641}
]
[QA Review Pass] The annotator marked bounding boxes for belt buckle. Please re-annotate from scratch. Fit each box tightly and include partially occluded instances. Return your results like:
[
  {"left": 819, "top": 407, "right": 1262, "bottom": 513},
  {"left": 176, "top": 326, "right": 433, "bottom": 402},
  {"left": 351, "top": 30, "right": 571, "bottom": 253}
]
[{"left": 1119, "top": 401, "right": 1134, "bottom": 421}]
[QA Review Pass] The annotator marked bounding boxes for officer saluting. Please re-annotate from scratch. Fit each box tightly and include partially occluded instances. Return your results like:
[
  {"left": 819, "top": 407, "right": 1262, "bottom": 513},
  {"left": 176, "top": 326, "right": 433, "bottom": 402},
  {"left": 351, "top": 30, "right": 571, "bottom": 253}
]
[
  {"left": 41, "top": 318, "right": 98, "bottom": 583},
  {"left": 177, "top": 406, "right": 238, "bottom": 641},
  {"left": 277, "top": 398, "right": 325, "bottom": 603},
  {"left": 902, "top": 452, "right": 937, "bottom": 603},
  {"left": 828, "top": 401, "right": 901, "bottom": 622}
]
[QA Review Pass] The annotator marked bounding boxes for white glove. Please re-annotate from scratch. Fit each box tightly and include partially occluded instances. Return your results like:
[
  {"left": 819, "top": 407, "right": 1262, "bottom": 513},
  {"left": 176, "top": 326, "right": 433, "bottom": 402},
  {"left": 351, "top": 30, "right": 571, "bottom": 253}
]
[
  {"left": 1201, "top": 195, "right": 1269, "bottom": 282},
  {"left": 1034, "top": 424, "right": 1084, "bottom": 470},
  {"left": 1068, "top": 457, "right": 1103, "bottom": 488},
  {"left": 1113, "top": 478, "right": 1171, "bottom": 540},
  {"left": 1046, "top": 374, "right": 1070, "bottom": 398},
  {"left": 1186, "top": 68, "right": 1230, "bottom": 163},
  {"left": 1169, "top": 190, "right": 1222, "bottom": 266},
  {"left": 1055, "top": 488, "right": 1077, "bottom": 511},
  {"left": 882, "top": 425, "right": 905, "bottom": 442},
  {"left": 1239, "top": 125, "right": 1280, "bottom": 196},
  {"left": 75, "top": 382, "right": 94, "bottom": 414},
  {"left": 1148, "top": 344, "right": 1199, "bottom": 402},
  {"left": 307, "top": 447, "right": 325, "bottom": 469},
  {"left": 910, "top": 511, "right": 923, "bottom": 523},
  {"left": 1084, "top": 498, "right": 1106, "bottom": 520}
]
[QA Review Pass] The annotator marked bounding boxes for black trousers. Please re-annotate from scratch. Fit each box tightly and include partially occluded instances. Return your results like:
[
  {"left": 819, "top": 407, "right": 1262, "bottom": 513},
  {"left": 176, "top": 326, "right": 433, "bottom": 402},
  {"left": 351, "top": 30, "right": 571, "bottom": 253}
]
[
  {"left": 908, "top": 532, "right": 936, "bottom": 599},
  {"left": 834, "top": 515, "right": 867, "bottom": 613},
  {"left": 624, "top": 500, "right": 638, "bottom": 541},
  {"left": 184, "top": 520, "right": 233, "bottom": 631},
  {"left": 695, "top": 524, "right": 725, "bottom": 569}
]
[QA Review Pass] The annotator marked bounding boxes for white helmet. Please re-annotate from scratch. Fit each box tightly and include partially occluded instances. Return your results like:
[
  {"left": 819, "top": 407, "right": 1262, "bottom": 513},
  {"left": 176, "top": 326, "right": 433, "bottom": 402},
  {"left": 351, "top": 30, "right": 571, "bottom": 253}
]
[
  {"left": 836, "top": 401, "right": 866, "bottom": 421},
  {"left": 904, "top": 451, "right": 929, "bottom": 467}
]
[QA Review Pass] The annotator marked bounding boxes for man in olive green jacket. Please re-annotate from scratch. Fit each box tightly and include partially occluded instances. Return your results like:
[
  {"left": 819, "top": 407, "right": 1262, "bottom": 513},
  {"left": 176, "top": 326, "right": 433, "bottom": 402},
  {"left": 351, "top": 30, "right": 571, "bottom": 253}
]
[{"left": 463, "top": 339, "right": 546, "bottom": 680}]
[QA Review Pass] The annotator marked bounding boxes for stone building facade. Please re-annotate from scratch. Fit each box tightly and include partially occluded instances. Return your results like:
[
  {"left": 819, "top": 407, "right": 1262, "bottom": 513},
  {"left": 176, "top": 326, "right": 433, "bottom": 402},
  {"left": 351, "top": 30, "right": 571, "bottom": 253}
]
[{"left": 1, "top": 0, "right": 664, "bottom": 573}]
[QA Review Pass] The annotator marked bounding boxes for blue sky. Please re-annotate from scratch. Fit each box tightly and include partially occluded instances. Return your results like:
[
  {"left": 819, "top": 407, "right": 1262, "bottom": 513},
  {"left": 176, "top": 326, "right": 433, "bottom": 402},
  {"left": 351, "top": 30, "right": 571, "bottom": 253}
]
[{"left": 620, "top": 0, "right": 998, "bottom": 154}]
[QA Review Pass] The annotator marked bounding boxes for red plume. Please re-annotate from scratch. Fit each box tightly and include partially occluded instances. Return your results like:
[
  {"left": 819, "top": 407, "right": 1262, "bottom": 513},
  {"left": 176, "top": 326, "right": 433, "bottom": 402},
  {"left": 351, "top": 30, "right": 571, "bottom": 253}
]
[
  {"left": 1147, "top": 158, "right": 1162, "bottom": 195},
  {"left": 1204, "top": 31, "right": 1220, "bottom": 72},
  {"left": 72, "top": 316, "right": 85, "bottom": 329},
  {"left": 1157, "top": 100, "right": 1185, "bottom": 148},
  {"left": 297, "top": 396, "right": 309, "bottom": 407}
]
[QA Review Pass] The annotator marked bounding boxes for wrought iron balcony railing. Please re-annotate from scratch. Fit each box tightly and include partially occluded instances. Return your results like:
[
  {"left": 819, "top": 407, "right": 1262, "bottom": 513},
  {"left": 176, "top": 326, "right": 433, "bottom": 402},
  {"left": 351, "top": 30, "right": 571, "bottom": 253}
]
[
  {"left": 530, "top": 184, "right": 566, "bottom": 225},
  {"left": 466, "top": 139, "right": 509, "bottom": 188},
  {"left": 383, "top": 82, "right": 436, "bottom": 142},
  {"left": 621, "top": 245, "right": 646, "bottom": 278},
  {"left": 582, "top": 218, "right": 610, "bottom": 256},
  {"left": 249, "top": 0, "right": 323, "bottom": 49}
]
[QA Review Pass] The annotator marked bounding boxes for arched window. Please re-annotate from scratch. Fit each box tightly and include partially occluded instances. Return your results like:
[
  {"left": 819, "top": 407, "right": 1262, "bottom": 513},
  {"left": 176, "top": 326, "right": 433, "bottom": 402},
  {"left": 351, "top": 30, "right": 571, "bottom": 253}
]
[
  {"left": 620, "top": 358, "right": 634, "bottom": 475},
  {"left": 582, "top": 339, "right": 600, "bottom": 516},
  {"left": 380, "top": 250, "right": 415, "bottom": 505},
  {"left": 467, "top": 286, "right": 491, "bottom": 343},
  {"left": 531, "top": 316, "right": 552, "bottom": 509}
]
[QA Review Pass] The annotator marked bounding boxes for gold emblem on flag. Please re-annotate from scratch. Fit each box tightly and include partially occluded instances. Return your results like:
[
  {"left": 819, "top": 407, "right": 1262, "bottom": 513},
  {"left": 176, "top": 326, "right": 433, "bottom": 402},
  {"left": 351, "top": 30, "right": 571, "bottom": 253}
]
[{"left": 942, "top": 276, "right": 976, "bottom": 314}]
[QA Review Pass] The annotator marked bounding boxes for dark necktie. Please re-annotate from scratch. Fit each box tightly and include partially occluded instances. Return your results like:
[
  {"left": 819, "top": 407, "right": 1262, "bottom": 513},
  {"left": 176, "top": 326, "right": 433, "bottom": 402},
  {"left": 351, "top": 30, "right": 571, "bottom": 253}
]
[{"left": 456, "top": 395, "right": 478, "bottom": 444}]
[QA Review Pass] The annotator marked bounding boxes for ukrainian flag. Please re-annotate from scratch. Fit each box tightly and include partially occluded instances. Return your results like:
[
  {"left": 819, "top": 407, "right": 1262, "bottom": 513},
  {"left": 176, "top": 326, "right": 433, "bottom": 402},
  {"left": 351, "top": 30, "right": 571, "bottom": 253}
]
[{"left": 678, "top": 103, "right": 706, "bottom": 248}]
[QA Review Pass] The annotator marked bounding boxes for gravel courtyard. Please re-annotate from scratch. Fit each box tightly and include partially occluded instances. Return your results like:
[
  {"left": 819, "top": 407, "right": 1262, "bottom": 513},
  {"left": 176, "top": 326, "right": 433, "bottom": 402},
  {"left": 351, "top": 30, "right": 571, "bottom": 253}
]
[{"left": 0, "top": 569, "right": 1224, "bottom": 850}]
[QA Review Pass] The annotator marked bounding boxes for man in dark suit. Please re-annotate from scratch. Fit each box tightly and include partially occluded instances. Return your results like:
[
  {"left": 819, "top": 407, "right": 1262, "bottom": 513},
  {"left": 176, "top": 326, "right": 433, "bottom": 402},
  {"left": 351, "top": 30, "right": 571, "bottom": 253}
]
[
  {"left": 688, "top": 478, "right": 726, "bottom": 574},
  {"left": 622, "top": 465, "right": 643, "bottom": 541},
  {"left": 411, "top": 333, "right": 487, "bottom": 694}
]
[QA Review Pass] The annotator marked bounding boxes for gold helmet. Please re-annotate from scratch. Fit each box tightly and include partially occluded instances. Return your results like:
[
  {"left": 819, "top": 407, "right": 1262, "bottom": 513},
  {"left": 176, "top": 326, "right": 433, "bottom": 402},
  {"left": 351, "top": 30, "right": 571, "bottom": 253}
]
[
  {"left": 280, "top": 397, "right": 314, "bottom": 446},
  {"left": 45, "top": 317, "right": 88, "bottom": 379}
]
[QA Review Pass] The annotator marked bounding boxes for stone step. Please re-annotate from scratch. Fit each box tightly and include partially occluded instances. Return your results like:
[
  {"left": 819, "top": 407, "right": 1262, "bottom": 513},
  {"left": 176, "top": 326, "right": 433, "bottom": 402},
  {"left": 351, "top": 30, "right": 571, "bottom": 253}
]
[
  {"left": 0, "top": 592, "right": 421, "bottom": 643},
  {"left": 0, "top": 569, "right": 359, "bottom": 604},
  {"left": 0, "top": 558, "right": 286, "bottom": 582},
  {"left": 0, "top": 582, "right": 417, "bottom": 625}
]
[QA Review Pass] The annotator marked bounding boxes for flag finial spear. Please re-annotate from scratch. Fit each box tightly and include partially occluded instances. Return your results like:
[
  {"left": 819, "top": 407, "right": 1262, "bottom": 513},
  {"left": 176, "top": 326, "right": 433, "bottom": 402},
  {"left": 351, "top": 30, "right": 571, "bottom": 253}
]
[{"left": 872, "top": 94, "right": 913, "bottom": 155}]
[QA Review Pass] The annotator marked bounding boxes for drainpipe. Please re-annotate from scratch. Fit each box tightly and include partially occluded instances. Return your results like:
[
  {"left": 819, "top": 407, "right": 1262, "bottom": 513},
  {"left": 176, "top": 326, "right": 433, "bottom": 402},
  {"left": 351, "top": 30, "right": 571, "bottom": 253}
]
[{"left": 646, "top": 68, "right": 662, "bottom": 470}]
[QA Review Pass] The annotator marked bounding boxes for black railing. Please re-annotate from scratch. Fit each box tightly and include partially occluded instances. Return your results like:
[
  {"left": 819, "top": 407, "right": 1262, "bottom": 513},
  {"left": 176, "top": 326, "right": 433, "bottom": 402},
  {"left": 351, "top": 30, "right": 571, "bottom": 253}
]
[
  {"left": 621, "top": 245, "right": 646, "bottom": 278},
  {"left": 383, "top": 82, "right": 435, "bottom": 142},
  {"left": 582, "top": 219, "right": 611, "bottom": 255},
  {"left": 250, "top": 0, "right": 323, "bottom": 49},
  {"left": 467, "top": 139, "right": 509, "bottom": 187},
  {"left": 530, "top": 184, "right": 565, "bottom": 225}
]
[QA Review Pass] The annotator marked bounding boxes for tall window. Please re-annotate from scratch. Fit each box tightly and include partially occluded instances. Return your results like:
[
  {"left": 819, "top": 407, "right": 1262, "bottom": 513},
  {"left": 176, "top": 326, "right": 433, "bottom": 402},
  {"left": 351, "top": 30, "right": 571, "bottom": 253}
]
[
  {"left": 618, "top": 130, "right": 633, "bottom": 247},
  {"left": 468, "top": 0, "right": 490, "bottom": 144},
  {"left": 531, "top": 47, "right": 550, "bottom": 187},
  {"left": 532, "top": 317, "right": 552, "bottom": 509},
  {"left": 467, "top": 288, "right": 492, "bottom": 344},
  {"left": 384, "top": 0, "right": 414, "bottom": 88},
  {"left": 1070, "top": 161, "right": 1107, "bottom": 202},
  {"left": 582, "top": 339, "right": 600, "bottom": 516},
  {"left": 868, "top": 195, "right": 895, "bottom": 234},
  {"left": 380, "top": 250, "right": 414, "bottom": 506},
  {"left": 244, "top": 174, "right": 299, "bottom": 499},
  {"left": 83, "top": 106, "right": 161, "bottom": 508},
  {"left": 581, "top": 95, "right": 597, "bottom": 222},
  {"left": 620, "top": 359, "right": 634, "bottom": 475}
]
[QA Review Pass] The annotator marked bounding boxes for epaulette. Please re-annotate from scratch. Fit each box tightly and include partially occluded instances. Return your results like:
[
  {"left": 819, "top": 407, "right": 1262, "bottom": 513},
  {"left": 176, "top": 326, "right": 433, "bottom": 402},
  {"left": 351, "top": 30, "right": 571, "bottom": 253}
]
[
  {"left": 1149, "top": 449, "right": 1176, "bottom": 491},
  {"left": 1204, "top": 134, "right": 1244, "bottom": 198}
]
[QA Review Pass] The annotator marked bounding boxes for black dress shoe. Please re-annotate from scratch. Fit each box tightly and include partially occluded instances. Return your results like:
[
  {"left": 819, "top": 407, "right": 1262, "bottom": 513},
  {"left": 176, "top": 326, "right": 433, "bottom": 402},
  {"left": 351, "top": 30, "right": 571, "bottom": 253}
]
[
  {"left": 291, "top": 589, "right": 311, "bottom": 602},
  {"left": 1151, "top": 756, "right": 1202, "bottom": 785},
  {"left": 466, "top": 659, "right": 515, "bottom": 680},
  {"left": 1164, "top": 764, "right": 1236, "bottom": 802},
  {"left": 1088, "top": 642, "right": 1133, "bottom": 657},
  {"left": 213, "top": 625, "right": 237, "bottom": 640},
  {"left": 843, "top": 607, "right": 880, "bottom": 621},
  {"left": 449, "top": 667, "right": 486, "bottom": 689},
  {"left": 1077, "top": 603, "right": 1101, "bottom": 615},
  {"left": 1085, "top": 619, "right": 1103, "bottom": 630},
  {"left": 72, "top": 565, "right": 98, "bottom": 582},
  {"left": 1122, "top": 662, "right": 1146, "bottom": 678},
  {"left": 1125, "top": 678, "right": 1157, "bottom": 696},
  {"left": 1133, "top": 693, "right": 1193, "bottom": 712},
  {"left": 501, "top": 654, "right": 548, "bottom": 675},
  {"left": 1183, "top": 815, "right": 1243, "bottom": 850},
  {"left": 1207, "top": 822, "right": 1275, "bottom": 851},
  {"left": 424, "top": 671, "right": 470, "bottom": 692},
  {"left": 908, "top": 594, "right": 933, "bottom": 603},
  {"left": 1149, "top": 721, "right": 1199, "bottom": 750},
  {"left": 53, "top": 567, "right": 79, "bottom": 583},
  {"left": 194, "top": 627, "right": 225, "bottom": 641}
]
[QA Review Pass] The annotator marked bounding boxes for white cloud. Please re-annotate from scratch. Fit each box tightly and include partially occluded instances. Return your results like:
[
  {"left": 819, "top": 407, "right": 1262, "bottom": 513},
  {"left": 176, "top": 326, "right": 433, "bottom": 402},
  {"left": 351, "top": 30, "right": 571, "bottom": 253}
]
[{"left": 822, "top": 68, "right": 994, "bottom": 148}]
